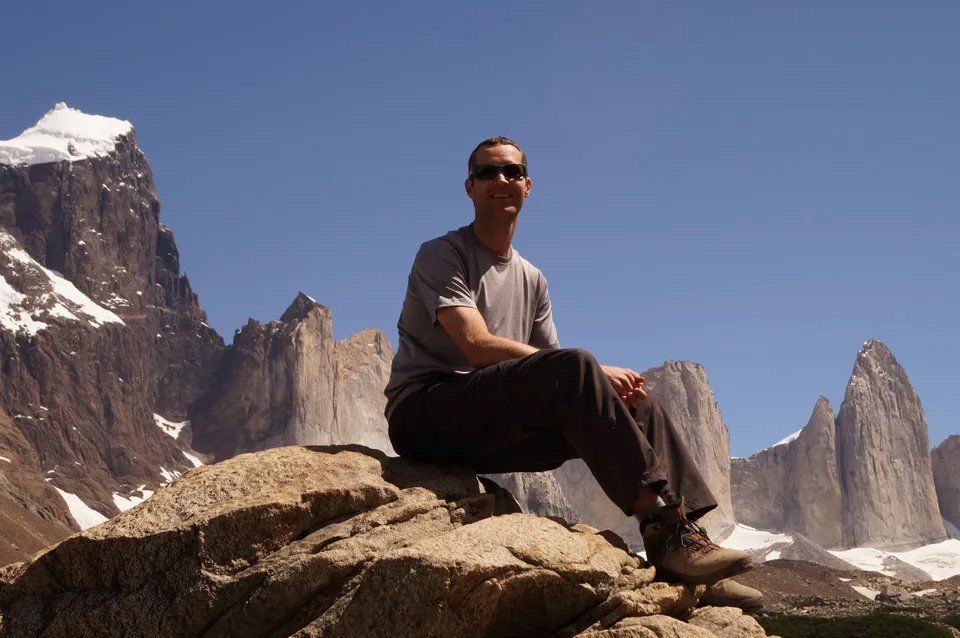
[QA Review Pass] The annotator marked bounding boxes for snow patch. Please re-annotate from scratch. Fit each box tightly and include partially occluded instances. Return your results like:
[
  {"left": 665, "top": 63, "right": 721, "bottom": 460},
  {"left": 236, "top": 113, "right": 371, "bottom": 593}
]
[
  {"left": 830, "top": 539, "right": 960, "bottom": 581},
  {"left": 851, "top": 585, "right": 880, "bottom": 600},
  {"left": 0, "top": 103, "right": 132, "bottom": 166},
  {"left": 182, "top": 450, "right": 203, "bottom": 468},
  {"left": 764, "top": 550, "right": 782, "bottom": 561},
  {"left": 54, "top": 487, "right": 108, "bottom": 530},
  {"left": 0, "top": 455, "right": 11, "bottom": 463},
  {"left": 112, "top": 486, "right": 154, "bottom": 511},
  {"left": 771, "top": 428, "right": 802, "bottom": 448},
  {"left": 720, "top": 524, "right": 792, "bottom": 551},
  {"left": 153, "top": 414, "right": 188, "bottom": 439},
  {"left": 159, "top": 466, "right": 181, "bottom": 484},
  {"left": 0, "top": 231, "right": 124, "bottom": 335}
]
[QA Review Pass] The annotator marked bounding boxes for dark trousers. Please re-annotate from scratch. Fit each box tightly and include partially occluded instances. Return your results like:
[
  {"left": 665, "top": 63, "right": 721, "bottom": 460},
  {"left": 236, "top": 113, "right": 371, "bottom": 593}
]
[{"left": 388, "top": 348, "right": 717, "bottom": 519}]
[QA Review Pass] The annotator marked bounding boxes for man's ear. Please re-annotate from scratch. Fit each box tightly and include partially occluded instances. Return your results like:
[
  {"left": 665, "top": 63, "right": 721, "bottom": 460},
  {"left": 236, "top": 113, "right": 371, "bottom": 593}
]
[
  {"left": 523, "top": 176, "right": 532, "bottom": 198},
  {"left": 464, "top": 176, "right": 474, "bottom": 197}
]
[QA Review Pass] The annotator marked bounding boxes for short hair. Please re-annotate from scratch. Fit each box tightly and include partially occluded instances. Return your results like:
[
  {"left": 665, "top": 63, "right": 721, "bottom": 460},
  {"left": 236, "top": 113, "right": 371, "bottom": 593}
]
[{"left": 467, "top": 136, "right": 527, "bottom": 175}]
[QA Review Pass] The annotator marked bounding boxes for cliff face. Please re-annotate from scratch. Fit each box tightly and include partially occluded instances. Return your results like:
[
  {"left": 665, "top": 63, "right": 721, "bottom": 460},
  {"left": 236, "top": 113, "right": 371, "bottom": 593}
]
[
  {"left": 932, "top": 435, "right": 960, "bottom": 536},
  {"left": 0, "top": 105, "right": 221, "bottom": 548},
  {"left": 554, "top": 361, "right": 737, "bottom": 550},
  {"left": 731, "top": 397, "right": 843, "bottom": 548},
  {"left": 191, "top": 293, "right": 394, "bottom": 460},
  {"left": 835, "top": 340, "right": 945, "bottom": 548}
]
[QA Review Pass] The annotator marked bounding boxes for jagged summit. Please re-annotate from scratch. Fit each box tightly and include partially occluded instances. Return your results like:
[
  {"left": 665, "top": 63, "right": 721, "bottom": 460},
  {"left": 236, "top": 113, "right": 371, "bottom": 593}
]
[
  {"left": 0, "top": 103, "right": 133, "bottom": 166},
  {"left": 279, "top": 291, "right": 328, "bottom": 323}
]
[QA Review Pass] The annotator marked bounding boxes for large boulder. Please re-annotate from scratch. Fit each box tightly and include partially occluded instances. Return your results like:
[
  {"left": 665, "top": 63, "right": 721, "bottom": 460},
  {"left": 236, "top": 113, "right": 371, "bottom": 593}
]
[{"left": 0, "top": 446, "right": 764, "bottom": 637}]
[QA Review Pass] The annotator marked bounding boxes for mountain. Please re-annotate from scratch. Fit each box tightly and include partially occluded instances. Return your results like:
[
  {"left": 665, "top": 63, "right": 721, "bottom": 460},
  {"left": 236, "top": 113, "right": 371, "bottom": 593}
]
[
  {"left": 836, "top": 340, "right": 946, "bottom": 548},
  {"left": 731, "top": 397, "right": 843, "bottom": 547},
  {"left": 732, "top": 340, "right": 948, "bottom": 551},
  {"left": 190, "top": 293, "right": 394, "bottom": 460},
  {"left": 0, "top": 104, "right": 221, "bottom": 558},
  {"left": 932, "top": 435, "right": 960, "bottom": 537}
]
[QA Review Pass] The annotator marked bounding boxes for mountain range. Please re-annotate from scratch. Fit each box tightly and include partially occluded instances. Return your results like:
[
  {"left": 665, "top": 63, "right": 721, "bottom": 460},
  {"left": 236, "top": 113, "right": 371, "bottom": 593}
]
[{"left": 1, "top": 104, "right": 958, "bottom": 578}]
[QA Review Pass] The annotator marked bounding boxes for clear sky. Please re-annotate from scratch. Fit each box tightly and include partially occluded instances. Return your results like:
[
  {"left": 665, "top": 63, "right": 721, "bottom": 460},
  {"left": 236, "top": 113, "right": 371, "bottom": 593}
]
[{"left": 3, "top": 2, "right": 957, "bottom": 455}]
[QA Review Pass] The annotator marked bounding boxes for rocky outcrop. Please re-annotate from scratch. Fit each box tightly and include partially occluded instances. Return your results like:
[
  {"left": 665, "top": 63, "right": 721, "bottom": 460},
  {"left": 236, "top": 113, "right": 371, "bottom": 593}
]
[
  {"left": 836, "top": 340, "right": 946, "bottom": 548},
  {"left": 731, "top": 397, "right": 843, "bottom": 547},
  {"left": 0, "top": 104, "right": 222, "bottom": 547},
  {"left": 555, "top": 361, "right": 736, "bottom": 550},
  {"left": 932, "top": 435, "right": 960, "bottom": 534},
  {"left": 191, "top": 294, "right": 394, "bottom": 459},
  {"left": 0, "top": 446, "right": 773, "bottom": 637}
]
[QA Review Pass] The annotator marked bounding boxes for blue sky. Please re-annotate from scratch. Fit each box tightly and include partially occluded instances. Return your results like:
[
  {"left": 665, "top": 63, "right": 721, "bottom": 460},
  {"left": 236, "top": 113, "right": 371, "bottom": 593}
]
[{"left": 3, "top": 2, "right": 957, "bottom": 455}]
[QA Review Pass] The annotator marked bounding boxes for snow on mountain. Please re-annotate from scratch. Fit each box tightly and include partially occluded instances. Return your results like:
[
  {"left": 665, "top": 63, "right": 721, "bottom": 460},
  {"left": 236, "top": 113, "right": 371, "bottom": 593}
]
[
  {"left": 771, "top": 428, "right": 802, "bottom": 448},
  {"left": 153, "top": 414, "right": 188, "bottom": 439},
  {"left": 112, "top": 487, "right": 155, "bottom": 512},
  {"left": 0, "top": 102, "right": 132, "bottom": 166},
  {"left": 720, "top": 524, "right": 792, "bottom": 552},
  {"left": 830, "top": 539, "right": 960, "bottom": 581},
  {"left": 0, "top": 230, "right": 124, "bottom": 336},
  {"left": 53, "top": 487, "right": 108, "bottom": 530}
]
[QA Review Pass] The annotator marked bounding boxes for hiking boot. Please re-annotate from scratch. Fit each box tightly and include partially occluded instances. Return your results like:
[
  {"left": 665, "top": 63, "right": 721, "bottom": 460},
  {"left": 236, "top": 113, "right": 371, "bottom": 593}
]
[
  {"left": 699, "top": 578, "right": 764, "bottom": 612},
  {"left": 639, "top": 506, "right": 753, "bottom": 585}
]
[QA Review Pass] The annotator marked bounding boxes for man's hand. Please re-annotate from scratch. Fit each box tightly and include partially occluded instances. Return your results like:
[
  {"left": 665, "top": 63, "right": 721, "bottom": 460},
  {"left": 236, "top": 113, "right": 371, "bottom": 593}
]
[{"left": 600, "top": 364, "right": 647, "bottom": 408}]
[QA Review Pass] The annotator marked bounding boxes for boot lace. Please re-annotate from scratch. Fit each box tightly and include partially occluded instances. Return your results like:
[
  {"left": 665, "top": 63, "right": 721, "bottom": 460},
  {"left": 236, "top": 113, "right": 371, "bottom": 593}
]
[{"left": 667, "top": 518, "right": 720, "bottom": 556}]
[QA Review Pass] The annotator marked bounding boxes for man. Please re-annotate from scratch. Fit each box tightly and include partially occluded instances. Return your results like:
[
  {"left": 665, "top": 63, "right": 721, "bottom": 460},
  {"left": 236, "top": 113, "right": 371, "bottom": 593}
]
[{"left": 384, "top": 136, "right": 762, "bottom": 610}]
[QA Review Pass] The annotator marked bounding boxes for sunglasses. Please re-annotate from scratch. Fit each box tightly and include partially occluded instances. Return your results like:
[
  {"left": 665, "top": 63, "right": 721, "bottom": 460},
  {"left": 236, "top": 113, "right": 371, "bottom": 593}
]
[{"left": 470, "top": 163, "right": 528, "bottom": 181}]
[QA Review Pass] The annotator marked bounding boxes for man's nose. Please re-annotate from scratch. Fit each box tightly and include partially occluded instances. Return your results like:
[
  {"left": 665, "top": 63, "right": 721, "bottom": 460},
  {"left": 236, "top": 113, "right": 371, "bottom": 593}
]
[{"left": 493, "top": 170, "right": 509, "bottom": 183}]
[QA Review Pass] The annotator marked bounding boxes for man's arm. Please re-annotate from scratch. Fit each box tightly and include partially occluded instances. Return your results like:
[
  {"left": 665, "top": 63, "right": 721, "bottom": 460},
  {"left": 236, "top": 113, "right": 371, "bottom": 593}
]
[
  {"left": 436, "top": 306, "right": 538, "bottom": 368},
  {"left": 437, "top": 306, "right": 647, "bottom": 406}
]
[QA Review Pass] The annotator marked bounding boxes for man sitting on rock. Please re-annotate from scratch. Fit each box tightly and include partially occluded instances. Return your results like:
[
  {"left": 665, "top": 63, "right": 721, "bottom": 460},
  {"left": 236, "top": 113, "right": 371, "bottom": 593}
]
[{"left": 384, "top": 136, "right": 762, "bottom": 611}]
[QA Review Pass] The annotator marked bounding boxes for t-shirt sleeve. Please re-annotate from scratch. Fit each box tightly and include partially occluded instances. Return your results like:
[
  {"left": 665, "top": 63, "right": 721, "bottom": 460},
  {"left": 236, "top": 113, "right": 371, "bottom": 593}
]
[
  {"left": 530, "top": 271, "right": 560, "bottom": 349},
  {"left": 410, "top": 239, "right": 477, "bottom": 324}
]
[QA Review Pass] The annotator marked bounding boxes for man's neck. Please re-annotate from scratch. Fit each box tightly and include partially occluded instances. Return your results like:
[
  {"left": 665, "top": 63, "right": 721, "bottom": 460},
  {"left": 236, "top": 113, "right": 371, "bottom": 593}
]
[{"left": 471, "top": 215, "right": 517, "bottom": 258}]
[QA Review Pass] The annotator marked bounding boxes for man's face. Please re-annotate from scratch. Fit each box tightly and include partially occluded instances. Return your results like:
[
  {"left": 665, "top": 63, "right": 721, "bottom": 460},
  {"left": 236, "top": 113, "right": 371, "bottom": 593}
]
[{"left": 465, "top": 144, "right": 532, "bottom": 220}]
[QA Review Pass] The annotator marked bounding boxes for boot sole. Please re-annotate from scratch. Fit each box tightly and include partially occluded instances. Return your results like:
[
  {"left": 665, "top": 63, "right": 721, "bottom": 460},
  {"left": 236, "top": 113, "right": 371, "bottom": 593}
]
[{"left": 657, "top": 556, "right": 754, "bottom": 586}]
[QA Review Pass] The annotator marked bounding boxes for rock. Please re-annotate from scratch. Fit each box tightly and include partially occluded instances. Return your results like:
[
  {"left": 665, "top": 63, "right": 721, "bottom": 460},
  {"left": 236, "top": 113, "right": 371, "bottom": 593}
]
[
  {"left": 835, "top": 340, "right": 946, "bottom": 548},
  {"left": 555, "top": 361, "right": 736, "bottom": 550},
  {"left": 731, "top": 397, "right": 843, "bottom": 548},
  {"left": 688, "top": 606, "right": 774, "bottom": 638},
  {"left": 0, "top": 446, "right": 765, "bottom": 637},
  {"left": 746, "top": 534, "right": 858, "bottom": 572},
  {"left": 190, "top": 294, "right": 394, "bottom": 459},
  {"left": 875, "top": 584, "right": 909, "bottom": 603},
  {"left": 932, "top": 435, "right": 960, "bottom": 533},
  {"left": 576, "top": 614, "right": 716, "bottom": 637}
]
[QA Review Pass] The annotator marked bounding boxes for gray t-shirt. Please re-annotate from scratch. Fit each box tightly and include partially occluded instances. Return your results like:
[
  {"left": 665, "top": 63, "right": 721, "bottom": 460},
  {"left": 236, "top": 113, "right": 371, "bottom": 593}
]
[{"left": 384, "top": 224, "right": 559, "bottom": 418}]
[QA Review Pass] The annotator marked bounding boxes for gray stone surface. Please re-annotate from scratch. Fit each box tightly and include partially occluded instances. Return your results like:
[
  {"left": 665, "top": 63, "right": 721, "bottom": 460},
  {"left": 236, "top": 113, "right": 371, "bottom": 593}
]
[
  {"left": 835, "top": 340, "right": 946, "bottom": 548},
  {"left": 932, "top": 435, "right": 960, "bottom": 533},
  {"left": 731, "top": 397, "right": 843, "bottom": 548},
  {"left": 191, "top": 294, "right": 394, "bottom": 459}
]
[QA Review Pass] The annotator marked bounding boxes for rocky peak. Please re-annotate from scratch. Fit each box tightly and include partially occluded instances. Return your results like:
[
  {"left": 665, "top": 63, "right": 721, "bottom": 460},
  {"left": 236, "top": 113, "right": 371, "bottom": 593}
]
[
  {"left": 836, "top": 339, "right": 945, "bottom": 548},
  {"left": 731, "top": 397, "right": 843, "bottom": 548},
  {"left": 279, "top": 291, "right": 327, "bottom": 323},
  {"left": 191, "top": 294, "right": 392, "bottom": 459},
  {"left": 0, "top": 105, "right": 221, "bottom": 554}
]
